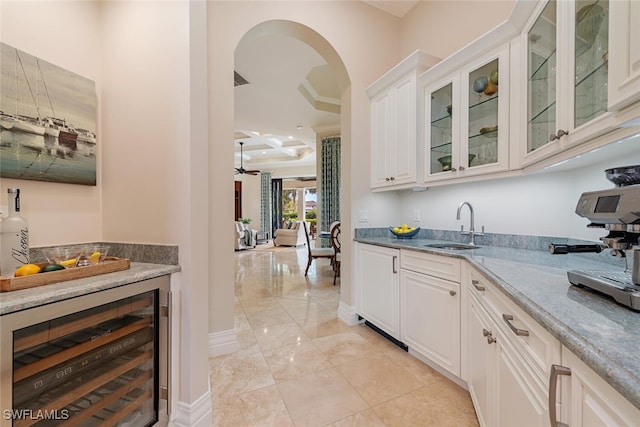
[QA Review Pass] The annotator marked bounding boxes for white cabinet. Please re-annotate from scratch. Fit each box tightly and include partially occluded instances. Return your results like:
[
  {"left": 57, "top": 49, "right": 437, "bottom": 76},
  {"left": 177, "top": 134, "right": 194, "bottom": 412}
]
[
  {"left": 466, "top": 266, "right": 560, "bottom": 427},
  {"left": 550, "top": 346, "right": 640, "bottom": 427},
  {"left": 368, "top": 51, "right": 439, "bottom": 190},
  {"left": 400, "top": 251, "right": 461, "bottom": 376},
  {"left": 515, "top": 0, "right": 614, "bottom": 168},
  {"left": 608, "top": 0, "right": 640, "bottom": 111},
  {"left": 356, "top": 243, "right": 400, "bottom": 339},
  {"left": 468, "top": 292, "right": 548, "bottom": 427},
  {"left": 422, "top": 45, "right": 510, "bottom": 182}
]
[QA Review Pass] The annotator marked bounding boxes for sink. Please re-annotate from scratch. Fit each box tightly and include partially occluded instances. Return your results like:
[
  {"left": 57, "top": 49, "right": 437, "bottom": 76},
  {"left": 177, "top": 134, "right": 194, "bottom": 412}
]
[{"left": 423, "top": 243, "right": 480, "bottom": 250}]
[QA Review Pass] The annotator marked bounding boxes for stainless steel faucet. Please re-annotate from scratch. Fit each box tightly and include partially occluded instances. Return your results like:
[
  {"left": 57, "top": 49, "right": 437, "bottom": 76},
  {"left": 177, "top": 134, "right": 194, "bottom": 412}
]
[{"left": 456, "top": 201, "right": 484, "bottom": 246}]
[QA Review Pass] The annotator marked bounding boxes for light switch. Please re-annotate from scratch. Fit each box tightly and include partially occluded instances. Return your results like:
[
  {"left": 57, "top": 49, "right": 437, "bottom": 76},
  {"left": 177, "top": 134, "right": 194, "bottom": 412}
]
[
  {"left": 359, "top": 210, "right": 369, "bottom": 222},
  {"left": 413, "top": 209, "right": 420, "bottom": 221}
]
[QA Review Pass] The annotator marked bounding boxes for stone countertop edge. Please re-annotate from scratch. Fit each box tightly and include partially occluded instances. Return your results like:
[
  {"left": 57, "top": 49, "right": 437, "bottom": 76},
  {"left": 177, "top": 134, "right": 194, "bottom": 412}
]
[
  {"left": 0, "top": 262, "right": 181, "bottom": 316},
  {"left": 354, "top": 236, "right": 640, "bottom": 411}
]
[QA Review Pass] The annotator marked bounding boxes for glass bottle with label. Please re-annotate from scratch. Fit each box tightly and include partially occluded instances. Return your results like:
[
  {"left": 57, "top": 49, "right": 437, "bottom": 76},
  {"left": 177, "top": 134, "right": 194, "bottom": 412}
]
[{"left": 0, "top": 188, "right": 30, "bottom": 277}]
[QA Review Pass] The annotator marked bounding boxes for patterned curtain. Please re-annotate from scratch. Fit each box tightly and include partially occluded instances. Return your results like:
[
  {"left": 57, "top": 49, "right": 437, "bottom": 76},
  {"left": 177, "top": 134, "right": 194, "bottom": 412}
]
[
  {"left": 260, "top": 172, "right": 272, "bottom": 236},
  {"left": 271, "top": 178, "right": 283, "bottom": 235},
  {"left": 320, "top": 136, "right": 341, "bottom": 247}
]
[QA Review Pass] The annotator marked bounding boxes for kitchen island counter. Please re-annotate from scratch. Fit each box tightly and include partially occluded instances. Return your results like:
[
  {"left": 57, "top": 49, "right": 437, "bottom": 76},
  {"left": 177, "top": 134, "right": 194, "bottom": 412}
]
[
  {"left": 355, "top": 236, "right": 640, "bottom": 411},
  {"left": 0, "top": 262, "right": 180, "bottom": 316}
]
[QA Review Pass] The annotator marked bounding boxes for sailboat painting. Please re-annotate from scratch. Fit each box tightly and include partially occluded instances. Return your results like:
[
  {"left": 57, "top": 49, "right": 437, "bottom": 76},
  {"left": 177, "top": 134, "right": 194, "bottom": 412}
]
[{"left": 0, "top": 43, "right": 97, "bottom": 185}]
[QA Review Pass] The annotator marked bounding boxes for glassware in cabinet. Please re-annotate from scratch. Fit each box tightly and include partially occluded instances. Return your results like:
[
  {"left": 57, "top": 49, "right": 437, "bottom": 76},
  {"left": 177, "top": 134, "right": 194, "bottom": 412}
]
[
  {"left": 527, "top": 0, "right": 557, "bottom": 154},
  {"left": 574, "top": 0, "right": 608, "bottom": 128},
  {"left": 467, "top": 58, "right": 500, "bottom": 167},
  {"left": 430, "top": 83, "right": 454, "bottom": 173}
]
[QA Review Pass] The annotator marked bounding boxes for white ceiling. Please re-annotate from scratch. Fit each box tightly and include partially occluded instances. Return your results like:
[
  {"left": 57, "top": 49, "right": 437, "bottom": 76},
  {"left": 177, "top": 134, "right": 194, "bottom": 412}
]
[{"left": 233, "top": 1, "right": 419, "bottom": 176}]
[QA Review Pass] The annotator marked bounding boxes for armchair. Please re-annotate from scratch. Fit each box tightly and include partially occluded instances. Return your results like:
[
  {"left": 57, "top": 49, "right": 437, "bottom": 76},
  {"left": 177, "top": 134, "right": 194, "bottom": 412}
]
[
  {"left": 273, "top": 220, "right": 308, "bottom": 247},
  {"left": 235, "top": 221, "right": 257, "bottom": 250}
]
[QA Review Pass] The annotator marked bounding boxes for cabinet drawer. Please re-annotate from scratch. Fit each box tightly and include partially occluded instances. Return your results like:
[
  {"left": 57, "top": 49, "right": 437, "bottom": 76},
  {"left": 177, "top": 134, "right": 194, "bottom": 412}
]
[
  {"left": 400, "top": 250, "right": 461, "bottom": 282},
  {"left": 468, "top": 267, "right": 560, "bottom": 384}
]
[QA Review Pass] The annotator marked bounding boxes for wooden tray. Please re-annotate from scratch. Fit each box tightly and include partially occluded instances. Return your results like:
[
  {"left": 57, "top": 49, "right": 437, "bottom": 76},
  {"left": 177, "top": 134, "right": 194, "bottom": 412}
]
[{"left": 0, "top": 257, "right": 131, "bottom": 292}]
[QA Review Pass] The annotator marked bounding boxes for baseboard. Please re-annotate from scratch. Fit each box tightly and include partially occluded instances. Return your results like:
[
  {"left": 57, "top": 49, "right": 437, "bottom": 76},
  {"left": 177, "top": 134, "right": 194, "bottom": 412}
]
[
  {"left": 338, "top": 301, "right": 362, "bottom": 326},
  {"left": 208, "top": 328, "right": 238, "bottom": 357},
  {"left": 170, "top": 388, "right": 212, "bottom": 427}
]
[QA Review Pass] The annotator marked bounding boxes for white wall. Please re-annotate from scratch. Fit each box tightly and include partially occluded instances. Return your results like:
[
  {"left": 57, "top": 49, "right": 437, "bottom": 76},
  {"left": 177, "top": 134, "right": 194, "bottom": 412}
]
[{"left": 395, "top": 140, "right": 640, "bottom": 242}]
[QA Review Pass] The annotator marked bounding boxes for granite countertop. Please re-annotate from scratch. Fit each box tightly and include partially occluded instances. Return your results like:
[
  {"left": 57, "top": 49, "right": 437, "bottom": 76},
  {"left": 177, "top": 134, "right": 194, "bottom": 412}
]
[
  {"left": 355, "top": 236, "right": 640, "bottom": 411},
  {"left": 0, "top": 262, "right": 181, "bottom": 316}
]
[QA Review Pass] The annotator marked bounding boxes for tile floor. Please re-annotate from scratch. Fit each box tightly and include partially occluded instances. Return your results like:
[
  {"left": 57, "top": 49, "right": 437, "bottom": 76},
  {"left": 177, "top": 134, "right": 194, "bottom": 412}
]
[{"left": 209, "top": 242, "right": 479, "bottom": 426}]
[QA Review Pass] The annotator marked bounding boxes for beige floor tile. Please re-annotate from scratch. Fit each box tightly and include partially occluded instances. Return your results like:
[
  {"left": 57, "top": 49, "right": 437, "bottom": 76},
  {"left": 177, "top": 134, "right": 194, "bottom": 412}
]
[
  {"left": 245, "top": 305, "right": 296, "bottom": 329},
  {"left": 253, "top": 322, "right": 310, "bottom": 351},
  {"left": 212, "top": 385, "right": 294, "bottom": 427},
  {"left": 277, "top": 368, "right": 369, "bottom": 427},
  {"left": 312, "top": 332, "right": 375, "bottom": 366},
  {"left": 299, "top": 317, "right": 355, "bottom": 339},
  {"left": 209, "top": 351, "right": 274, "bottom": 401},
  {"left": 383, "top": 347, "right": 445, "bottom": 386},
  {"left": 336, "top": 352, "right": 425, "bottom": 406},
  {"left": 371, "top": 379, "right": 479, "bottom": 427},
  {"left": 326, "top": 409, "right": 387, "bottom": 427},
  {"left": 262, "top": 341, "right": 332, "bottom": 382},
  {"left": 240, "top": 296, "right": 283, "bottom": 314}
]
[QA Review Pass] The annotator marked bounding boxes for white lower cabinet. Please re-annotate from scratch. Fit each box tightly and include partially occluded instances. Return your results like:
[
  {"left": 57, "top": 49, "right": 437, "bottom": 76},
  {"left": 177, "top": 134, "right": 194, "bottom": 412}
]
[
  {"left": 468, "top": 292, "right": 548, "bottom": 427},
  {"left": 357, "top": 243, "right": 400, "bottom": 339},
  {"left": 467, "top": 266, "right": 557, "bottom": 427},
  {"left": 400, "top": 269, "right": 460, "bottom": 376},
  {"left": 551, "top": 347, "right": 640, "bottom": 427}
]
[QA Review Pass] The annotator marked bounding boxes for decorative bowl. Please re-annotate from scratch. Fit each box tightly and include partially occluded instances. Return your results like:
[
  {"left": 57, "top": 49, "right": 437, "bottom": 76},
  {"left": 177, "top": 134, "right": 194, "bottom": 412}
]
[
  {"left": 389, "top": 227, "right": 420, "bottom": 239},
  {"left": 42, "top": 246, "right": 86, "bottom": 268},
  {"left": 473, "top": 76, "right": 488, "bottom": 93},
  {"left": 77, "top": 245, "right": 111, "bottom": 266},
  {"left": 437, "top": 154, "right": 477, "bottom": 171}
]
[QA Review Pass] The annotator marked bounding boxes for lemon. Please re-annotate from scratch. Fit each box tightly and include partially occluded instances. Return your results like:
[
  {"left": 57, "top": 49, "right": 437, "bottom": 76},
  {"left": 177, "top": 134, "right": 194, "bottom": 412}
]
[
  {"left": 60, "top": 258, "right": 77, "bottom": 268},
  {"left": 15, "top": 264, "right": 41, "bottom": 277},
  {"left": 393, "top": 227, "right": 400, "bottom": 233},
  {"left": 401, "top": 224, "right": 409, "bottom": 230},
  {"left": 89, "top": 251, "right": 101, "bottom": 264}
]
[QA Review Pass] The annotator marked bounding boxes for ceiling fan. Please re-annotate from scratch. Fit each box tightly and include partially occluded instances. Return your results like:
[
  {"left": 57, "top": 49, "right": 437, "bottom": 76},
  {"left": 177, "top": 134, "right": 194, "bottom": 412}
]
[{"left": 235, "top": 141, "right": 261, "bottom": 175}]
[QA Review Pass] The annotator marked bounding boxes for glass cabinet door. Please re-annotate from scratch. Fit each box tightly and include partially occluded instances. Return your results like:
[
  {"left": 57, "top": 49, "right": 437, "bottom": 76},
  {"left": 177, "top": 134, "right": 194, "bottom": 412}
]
[
  {"left": 527, "top": 0, "right": 557, "bottom": 154},
  {"left": 468, "top": 59, "right": 500, "bottom": 167},
  {"left": 430, "top": 83, "right": 454, "bottom": 174},
  {"left": 575, "top": 0, "right": 608, "bottom": 128}
]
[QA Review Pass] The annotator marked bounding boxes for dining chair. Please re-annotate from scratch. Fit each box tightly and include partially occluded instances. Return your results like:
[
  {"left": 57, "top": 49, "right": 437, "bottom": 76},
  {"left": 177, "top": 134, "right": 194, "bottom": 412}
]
[
  {"left": 330, "top": 222, "right": 341, "bottom": 285},
  {"left": 303, "top": 221, "right": 335, "bottom": 276}
]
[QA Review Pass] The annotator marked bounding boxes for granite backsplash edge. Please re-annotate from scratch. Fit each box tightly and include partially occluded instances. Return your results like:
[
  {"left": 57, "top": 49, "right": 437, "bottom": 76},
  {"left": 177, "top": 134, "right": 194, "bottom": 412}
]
[
  {"left": 30, "top": 242, "right": 179, "bottom": 265},
  {"left": 354, "top": 227, "right": 626, "bottom": 267}
]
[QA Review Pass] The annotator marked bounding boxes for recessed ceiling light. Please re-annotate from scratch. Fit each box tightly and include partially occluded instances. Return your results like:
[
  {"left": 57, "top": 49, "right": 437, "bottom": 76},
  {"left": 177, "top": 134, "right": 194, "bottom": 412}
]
[
  {"left": 288, "top": 136, "right": 293, "bottom": 139},
  {"left": 296, "top": 125, "right": 303, "bottom": 130}
]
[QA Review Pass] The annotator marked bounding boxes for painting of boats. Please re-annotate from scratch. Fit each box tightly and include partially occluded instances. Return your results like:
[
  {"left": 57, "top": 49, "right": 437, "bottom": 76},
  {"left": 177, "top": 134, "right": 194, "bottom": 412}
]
[{"left": 0, "top": 43, "right": 96, "bottom": 185}]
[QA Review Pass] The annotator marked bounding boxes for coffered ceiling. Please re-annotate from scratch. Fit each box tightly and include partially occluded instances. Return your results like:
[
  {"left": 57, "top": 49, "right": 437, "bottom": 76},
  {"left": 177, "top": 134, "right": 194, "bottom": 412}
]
[{"left": 233, "top": 0, "right": 419, "bottom": 176}]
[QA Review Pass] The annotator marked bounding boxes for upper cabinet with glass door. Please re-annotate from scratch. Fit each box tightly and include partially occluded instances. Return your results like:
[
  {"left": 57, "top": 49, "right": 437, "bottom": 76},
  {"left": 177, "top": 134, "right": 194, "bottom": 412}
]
[
  {"left": 519, "top": 0, "right": 611, "bottom": 167},
  {"left": 423, "top": 46, "right": 510, "bottom": 182}
]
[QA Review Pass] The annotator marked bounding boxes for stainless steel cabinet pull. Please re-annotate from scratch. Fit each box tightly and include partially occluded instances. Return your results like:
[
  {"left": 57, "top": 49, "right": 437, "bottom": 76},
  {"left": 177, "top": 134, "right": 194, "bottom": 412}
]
[
  {"left": 160, "top": 290, "right": 173, "bottom": 415},
  {"left": 502, "top": 314, "right": 529, "bottom": 336},
  {"left": 449, "top": 290, "right": 457, "bottom": 296},
  {"left": 549, "top": 364, "right": 571, "bottom": 427},
  {"left": 472, "top": 279, "right": 485, "bottom": 291},
  {"left": 487, "top": 335, "right": 497, "bottom": 344},
  {"left": 482, "top": 328, "right": 491, "bottom": 337},
  {"left": 450, "top": 167, "right": 457, "bottom": 172},
  {"left": 392, "top": 255, "right": 398, "bottom": 274},
  {"left": 557, "top": 129, "right": 568, "bottom": 138},
  {"left": 459, "top": 166, "right": 465, "bottom": 171}
]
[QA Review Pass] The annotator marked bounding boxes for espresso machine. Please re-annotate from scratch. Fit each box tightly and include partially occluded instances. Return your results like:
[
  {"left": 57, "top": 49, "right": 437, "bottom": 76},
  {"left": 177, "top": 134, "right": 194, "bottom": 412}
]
[{"left": 549, "top": 165, "right": 640, "bottom": 310}]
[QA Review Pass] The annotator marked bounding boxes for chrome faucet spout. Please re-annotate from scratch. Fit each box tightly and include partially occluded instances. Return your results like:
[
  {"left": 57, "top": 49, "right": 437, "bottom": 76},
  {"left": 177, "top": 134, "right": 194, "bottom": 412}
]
[
  {"left": 456, "top": 201, "right": 483, "bottom": 245},
  {"left": 457, "top": 201, "right": 474, "bottom": 232}
]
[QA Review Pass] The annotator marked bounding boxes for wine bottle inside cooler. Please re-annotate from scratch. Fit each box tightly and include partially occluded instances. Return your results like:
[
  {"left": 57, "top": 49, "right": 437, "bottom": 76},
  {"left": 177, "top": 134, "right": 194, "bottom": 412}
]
[{"left": 0, "top": 188, "right": 30, "bottom": 277}]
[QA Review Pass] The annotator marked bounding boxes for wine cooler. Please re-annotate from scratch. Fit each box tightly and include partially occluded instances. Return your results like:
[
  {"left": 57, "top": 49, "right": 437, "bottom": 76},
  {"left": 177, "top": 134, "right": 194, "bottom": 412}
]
[{"left": 0, "top": 276, "right": 171, "bottom": 426}]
